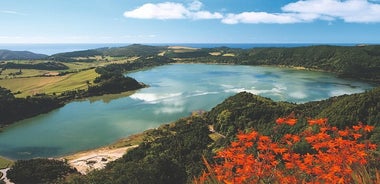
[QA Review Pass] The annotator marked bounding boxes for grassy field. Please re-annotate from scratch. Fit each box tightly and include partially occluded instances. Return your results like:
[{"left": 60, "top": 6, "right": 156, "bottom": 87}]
[
  {"left": 0, "top": 156, "right": 13, "bottom": 169},
  {"left": 0, "top": 57, "right": 142, "bottom": 98},
  {"left": 60, "top": 62, "right": 98, "bottom": 71},
  {"left": 0, "top": 69, "right": 45, "bottom": 79},
  {"left": 0, "top": 69, "right": 99, "bottom": 97}
]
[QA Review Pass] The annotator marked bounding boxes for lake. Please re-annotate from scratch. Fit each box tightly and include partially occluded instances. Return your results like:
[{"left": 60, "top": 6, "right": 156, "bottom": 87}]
[{"left": 0, "top": 64, "right": 374, "bottom": 159}]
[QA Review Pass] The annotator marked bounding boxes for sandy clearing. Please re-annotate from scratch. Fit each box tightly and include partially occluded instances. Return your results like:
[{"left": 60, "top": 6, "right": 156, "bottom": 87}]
[{"left": 63, "top": 145, "right": 138, "bottom": 174}]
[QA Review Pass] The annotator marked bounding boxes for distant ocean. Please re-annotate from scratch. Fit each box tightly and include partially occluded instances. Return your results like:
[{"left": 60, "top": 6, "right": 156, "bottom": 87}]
[{"left": 0, "top": 43, "right": 358, "bottom": 55}]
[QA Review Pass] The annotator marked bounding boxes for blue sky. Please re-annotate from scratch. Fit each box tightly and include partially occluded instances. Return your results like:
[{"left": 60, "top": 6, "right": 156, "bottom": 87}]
[{"left": 1, "top": 0, "right": 380, "bottom": 43}]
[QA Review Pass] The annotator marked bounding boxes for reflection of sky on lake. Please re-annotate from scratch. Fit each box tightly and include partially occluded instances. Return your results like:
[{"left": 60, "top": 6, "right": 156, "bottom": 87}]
[{"left": 0, "top": 64, "right": 374, "bottom": 159}]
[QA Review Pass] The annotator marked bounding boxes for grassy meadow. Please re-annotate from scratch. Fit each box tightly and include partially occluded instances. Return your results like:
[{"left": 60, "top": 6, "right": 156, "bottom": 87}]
[
  {"left": 0, "top": 68, "right": 99, "bottom": 97},
  {"left": 0, "top": 156, "right": 13, "bottom": 169},
  {"left": 0, "top": 56, "right": 138, "bottom": 97}
]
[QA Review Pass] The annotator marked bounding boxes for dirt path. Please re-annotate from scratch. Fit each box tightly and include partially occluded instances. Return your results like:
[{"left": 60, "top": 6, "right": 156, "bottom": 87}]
[
  {"left": 62, "top": 145, "right": 138, "bottom": 174},
  {"left": 0, "top": 168, "right": 14, "bottom": 184}
]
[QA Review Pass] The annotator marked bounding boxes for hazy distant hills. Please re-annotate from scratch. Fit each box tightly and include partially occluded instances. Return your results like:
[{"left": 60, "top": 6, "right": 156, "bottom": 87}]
[{"left": 0, "top": 49, "right": 48, "bottom": 61}]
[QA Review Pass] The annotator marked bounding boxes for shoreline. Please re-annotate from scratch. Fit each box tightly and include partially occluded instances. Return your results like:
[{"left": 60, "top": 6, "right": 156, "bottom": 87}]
[
  {"left": 60, "top": 130, "right": 148, "bottom": 174},
  {"left": 62, "top": 145, "right": 138, "bottom": 174},
  {"left": 0, "top": 130, "right": 147, "bottom": 175}
]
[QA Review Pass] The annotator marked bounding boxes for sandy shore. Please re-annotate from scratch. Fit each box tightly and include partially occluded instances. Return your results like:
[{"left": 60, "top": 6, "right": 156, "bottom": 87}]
[{"left": 62, "top": 145, "right": 138, "bottom": 174}]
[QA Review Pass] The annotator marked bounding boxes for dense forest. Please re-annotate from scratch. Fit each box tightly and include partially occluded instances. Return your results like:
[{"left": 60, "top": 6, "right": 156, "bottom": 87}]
[
  {"left": 6, "top": 159, "right": 77, "bottom": 184},
  {"left": 244, "top": 45, "right": 380, "bottom": 83},
  {"left": 0, "top": 87, "right": 63, "bottom": 126},
  {"left": 7, "top": 87, "right": 376, "bottom": 183}
]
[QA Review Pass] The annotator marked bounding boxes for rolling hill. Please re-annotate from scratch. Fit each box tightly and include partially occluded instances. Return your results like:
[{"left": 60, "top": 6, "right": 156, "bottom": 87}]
[{"left": 0, "top": 50, "right": 47, "bottom": 61}]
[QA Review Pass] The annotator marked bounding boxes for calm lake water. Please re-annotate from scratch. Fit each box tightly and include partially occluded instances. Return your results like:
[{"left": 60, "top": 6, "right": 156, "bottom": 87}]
[{"left": 0, "top": 64, "right": 374, "bottom": 159}]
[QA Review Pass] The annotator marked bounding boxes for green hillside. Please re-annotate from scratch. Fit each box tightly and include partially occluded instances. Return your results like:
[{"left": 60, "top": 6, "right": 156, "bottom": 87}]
[
  {"left": 0, "top": 50, "right": 47, "bottom": 61},
  {"left": 244, "top": 45, "right": 380, "bottom": 83},
  {"left": 50, "top": 44, "right": 167, "bottom": 60}
]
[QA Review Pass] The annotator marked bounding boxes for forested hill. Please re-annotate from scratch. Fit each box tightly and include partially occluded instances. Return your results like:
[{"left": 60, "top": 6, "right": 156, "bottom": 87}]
[
  {"left": 243, "top": 45, "right": 380, "bottom": 83},
  {"left": 208, "top": 87, "right": 380, "bottom": 138},
  {"left": 0, "top": 49, "right": 47, "bottom": 60},
  {"left": 50, "top": 44, "right": 166, "bottom": 59},
  {"left": 65, "top": 87, "right": 380, "bottom": 183}
]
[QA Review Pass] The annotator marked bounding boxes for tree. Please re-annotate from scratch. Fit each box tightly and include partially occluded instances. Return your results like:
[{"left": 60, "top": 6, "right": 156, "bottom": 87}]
[
  {"left": 7, "top": 159, "right": 77, "bottom": 184},
  {"left": 0, "top": 86, "right": 14, "bottom": 101}
]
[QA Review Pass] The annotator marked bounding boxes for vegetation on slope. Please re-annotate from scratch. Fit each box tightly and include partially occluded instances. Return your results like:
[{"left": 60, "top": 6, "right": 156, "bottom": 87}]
[
  {"left": 243, "top": 45, "right": 380, "bottom": 83},
  {"left": 7, "top": 159, "right": 77, "bottom": 184},
  {"left": 0, "top": 156, "right": 13, "bottom": 169},
  {"left": 0, "top": 50, "right": 47, "bottom": 61},
  {"left": 0, "top": 87, "right": 63, "bottom": 126},
  {"left": 50, "top": 87, "right": 379, "bottom": 183},
  {"left": 0, "top": 61, "right": 68, "bottom": 70},
  {"left": 50, "top": 44, "right": 167, "bottom": 61},
  {"left": 207, "top": 87, "right": 380, "bottom": 145}
]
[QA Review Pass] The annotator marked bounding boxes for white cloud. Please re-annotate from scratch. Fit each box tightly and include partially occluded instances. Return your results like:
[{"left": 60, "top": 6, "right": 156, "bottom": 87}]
[
  {"left": 0, "top": 10, "right": 26, "bottom": 16},
  {"left": 123, "top": 1, "right": 223, "bottom": 20},
  {"left": 192, "top": 11, "right": 223, "bottom": 19},
  {"left": 123, "top": 0, "right": 380, "bottom": 24},
  {"left": 222, "top": 0, "right": 380, "bottom": 24},
  {"left": 282, "top": 0, "right": 380, "bottom": 23},
  {"left": 188, "top": 0, "right": 203, "bottom": 11},
  {"left": 222, "top": 12, "right": 308, "bottom": 24},
  {"left": 124, "top": 2, "right": 189, "bottom": 19}
]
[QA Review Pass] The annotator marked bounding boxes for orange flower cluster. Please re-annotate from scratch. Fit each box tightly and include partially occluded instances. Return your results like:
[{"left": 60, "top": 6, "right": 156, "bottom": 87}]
[{"left": 198, "top": 118, "right": 377, "bottom": 184}]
